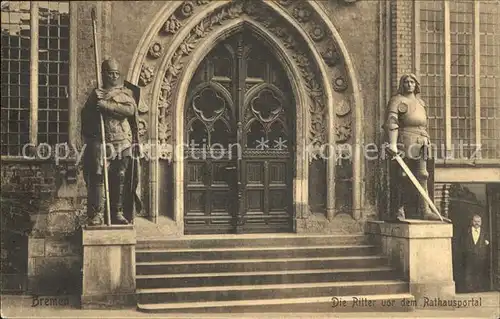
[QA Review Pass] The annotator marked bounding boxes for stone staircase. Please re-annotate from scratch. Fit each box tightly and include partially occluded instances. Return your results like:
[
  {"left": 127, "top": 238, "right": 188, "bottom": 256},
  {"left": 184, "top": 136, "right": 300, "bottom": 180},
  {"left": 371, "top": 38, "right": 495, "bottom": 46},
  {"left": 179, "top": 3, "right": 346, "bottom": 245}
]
[{"left": 135, "top": 234, "right": 415, "bottom": 313}]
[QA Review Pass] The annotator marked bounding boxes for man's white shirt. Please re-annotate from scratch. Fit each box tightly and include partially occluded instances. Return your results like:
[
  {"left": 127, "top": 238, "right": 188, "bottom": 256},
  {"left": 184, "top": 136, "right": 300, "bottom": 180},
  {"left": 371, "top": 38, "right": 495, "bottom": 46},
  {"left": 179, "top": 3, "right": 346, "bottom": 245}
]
[{"left": 472, "top": 227, "right": 480, "bottom": 245}]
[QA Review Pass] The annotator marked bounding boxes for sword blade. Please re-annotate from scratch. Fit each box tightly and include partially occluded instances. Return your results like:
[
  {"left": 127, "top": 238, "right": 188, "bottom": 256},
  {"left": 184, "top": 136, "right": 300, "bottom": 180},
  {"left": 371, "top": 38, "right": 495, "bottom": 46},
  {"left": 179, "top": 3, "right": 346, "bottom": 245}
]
[{"left": 393, "top": 155, "right": 443, "bottom": 221}]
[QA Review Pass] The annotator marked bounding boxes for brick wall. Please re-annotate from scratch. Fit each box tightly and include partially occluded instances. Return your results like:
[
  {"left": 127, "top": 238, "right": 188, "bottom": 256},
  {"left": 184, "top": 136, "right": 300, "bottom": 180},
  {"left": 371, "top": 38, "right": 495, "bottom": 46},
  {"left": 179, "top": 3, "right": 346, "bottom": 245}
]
[
  {"left": 0, "top": 161, "right": 86, "bottom": 294},
  {"left": 382, "top": 0, "right": 416, "bottom": 219},
  {"left": 390, "top": 0, "right": 414, "bottom": 92}
]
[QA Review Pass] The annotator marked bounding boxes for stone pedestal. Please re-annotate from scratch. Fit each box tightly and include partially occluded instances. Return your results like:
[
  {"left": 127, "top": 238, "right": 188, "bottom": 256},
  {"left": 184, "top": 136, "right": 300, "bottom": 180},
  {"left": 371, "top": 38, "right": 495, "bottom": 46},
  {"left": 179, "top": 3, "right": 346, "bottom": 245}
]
[
  {"left": 81, "top": 226, "right": 136, "bottom": 309},
  {"left": 366, "top": 220, "right": 455, "bottom": 306}
]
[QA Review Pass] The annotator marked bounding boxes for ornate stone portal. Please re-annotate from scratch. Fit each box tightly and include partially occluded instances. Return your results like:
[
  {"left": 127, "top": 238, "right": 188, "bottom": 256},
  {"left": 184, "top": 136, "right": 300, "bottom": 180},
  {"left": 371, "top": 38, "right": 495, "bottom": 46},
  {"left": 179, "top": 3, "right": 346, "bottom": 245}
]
[{"left": 127, "top": 0, "right": 364, "bottom": 234}]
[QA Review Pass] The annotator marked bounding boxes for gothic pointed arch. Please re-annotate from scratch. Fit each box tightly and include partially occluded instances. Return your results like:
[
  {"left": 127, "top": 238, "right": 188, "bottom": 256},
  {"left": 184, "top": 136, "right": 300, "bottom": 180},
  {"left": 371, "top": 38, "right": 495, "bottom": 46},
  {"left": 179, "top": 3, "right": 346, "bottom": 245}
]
[{"left": 127, "top": 0, "right": 365, "bottom": 232}]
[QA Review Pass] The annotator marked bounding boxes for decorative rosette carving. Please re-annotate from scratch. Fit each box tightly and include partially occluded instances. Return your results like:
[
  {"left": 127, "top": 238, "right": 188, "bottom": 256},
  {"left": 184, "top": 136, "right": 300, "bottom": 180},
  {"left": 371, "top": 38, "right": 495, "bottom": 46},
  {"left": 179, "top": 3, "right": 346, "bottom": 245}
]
[
  {"left": 333, "top": 76, "right": 348, "bottom": 92},
  {"left": 148, "top": 42, "right": 163, "bottom": 59},
  {"left": 178, "top": 1, "right": 195, "bottom": 18},
  {"left": 293, "top": 5, "right": 311, "bottom": 23},
  {"left": 309, "top": 23, "right": 325, "bottom": 42}
]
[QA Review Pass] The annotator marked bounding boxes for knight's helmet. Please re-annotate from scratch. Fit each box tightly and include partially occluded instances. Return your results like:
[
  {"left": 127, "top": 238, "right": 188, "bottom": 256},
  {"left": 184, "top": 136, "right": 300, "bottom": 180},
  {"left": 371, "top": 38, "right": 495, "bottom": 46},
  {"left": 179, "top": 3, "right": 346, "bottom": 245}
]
[{"left": 101, "top": 58, "right": 121, "bottom": 73}]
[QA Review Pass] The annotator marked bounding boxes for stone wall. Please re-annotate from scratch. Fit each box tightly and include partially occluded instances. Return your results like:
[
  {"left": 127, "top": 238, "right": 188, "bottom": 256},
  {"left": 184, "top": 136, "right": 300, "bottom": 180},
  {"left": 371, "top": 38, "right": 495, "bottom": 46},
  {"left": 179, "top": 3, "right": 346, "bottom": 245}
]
[{"left": 1, "top": 161, "right": 86, "bottom": 294}]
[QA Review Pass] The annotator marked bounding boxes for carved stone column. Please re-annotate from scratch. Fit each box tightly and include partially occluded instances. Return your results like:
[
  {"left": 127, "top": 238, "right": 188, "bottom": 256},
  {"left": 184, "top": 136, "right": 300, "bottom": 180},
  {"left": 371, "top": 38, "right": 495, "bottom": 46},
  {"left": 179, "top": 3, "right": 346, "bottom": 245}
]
[{"left": 434, "top": 183, "right": 452, "bottom": 218}]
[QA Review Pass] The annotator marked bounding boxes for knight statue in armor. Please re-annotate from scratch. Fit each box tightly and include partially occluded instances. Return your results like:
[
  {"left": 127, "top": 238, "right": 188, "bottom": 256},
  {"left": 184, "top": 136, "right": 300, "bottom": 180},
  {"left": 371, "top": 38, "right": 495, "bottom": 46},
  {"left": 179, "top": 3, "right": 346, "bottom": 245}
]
[
  {"left": 384, "top": 74, "right": 450, "bottom": 222},
  {"left": 81, "top": 58, "right": 142, "bottom": 226}
]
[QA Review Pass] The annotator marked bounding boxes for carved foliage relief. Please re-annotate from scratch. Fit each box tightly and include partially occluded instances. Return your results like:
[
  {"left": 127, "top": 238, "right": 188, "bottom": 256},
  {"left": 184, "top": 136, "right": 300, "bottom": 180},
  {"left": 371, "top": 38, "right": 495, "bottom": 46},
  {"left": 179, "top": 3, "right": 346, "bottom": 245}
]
[
  {"left": 276, "top": 0, "right": 352, "bottom": 144},
  {"left": 157, "top": 1, "right": 246, "bottom": 146},
  {"left": 137, "top": 0, "right": 354, "bottom": 156},
  {"left": 243, "top": 1, "right": 328, "bottom": 148},
  {"left": 135, "top": 0, "right": 213, "bottom": 148}
]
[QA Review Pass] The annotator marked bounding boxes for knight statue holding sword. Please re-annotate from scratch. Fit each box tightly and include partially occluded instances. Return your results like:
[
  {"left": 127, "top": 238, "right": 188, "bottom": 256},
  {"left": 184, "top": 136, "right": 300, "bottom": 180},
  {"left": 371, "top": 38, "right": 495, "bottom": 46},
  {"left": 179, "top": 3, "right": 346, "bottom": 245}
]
[{"left": 384, "top": 73, "right": 451, "bottom": 223}]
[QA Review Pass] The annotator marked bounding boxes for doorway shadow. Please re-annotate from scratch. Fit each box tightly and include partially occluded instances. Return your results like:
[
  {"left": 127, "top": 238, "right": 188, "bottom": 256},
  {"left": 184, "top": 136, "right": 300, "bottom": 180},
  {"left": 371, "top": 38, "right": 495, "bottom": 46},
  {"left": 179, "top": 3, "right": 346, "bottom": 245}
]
[{"left": 449, "top": 183, "right": 492, "bottom": 293}]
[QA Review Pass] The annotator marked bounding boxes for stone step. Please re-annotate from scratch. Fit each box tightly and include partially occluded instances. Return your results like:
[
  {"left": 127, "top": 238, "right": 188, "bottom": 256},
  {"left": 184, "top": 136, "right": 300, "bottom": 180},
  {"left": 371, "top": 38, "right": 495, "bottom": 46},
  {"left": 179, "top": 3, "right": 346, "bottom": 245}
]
[
  {"left": 136, "top": 267, "right": 397, "bottom": 288},
  {"left": 136, "top": 280, "right": 409, "bottom": 304},
  {"left": 137, "top": 293, "right": 416, "bottom": 313},
  {"left": 136, "top": 245, "right": 378, "bottom": 262},
  {"left": 136, "top": 234, "right": 367, "bottom": 249},
  {"left": 136, "top": 255, "right": 388, "bottom": 275}
]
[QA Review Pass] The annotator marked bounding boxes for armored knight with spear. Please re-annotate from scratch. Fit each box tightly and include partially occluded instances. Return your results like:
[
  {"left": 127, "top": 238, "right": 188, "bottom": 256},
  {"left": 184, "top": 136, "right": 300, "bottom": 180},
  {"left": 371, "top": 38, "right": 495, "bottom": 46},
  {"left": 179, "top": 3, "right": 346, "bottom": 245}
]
[{"left": 81, "top": 9, "right": 142, "bottom": 226}]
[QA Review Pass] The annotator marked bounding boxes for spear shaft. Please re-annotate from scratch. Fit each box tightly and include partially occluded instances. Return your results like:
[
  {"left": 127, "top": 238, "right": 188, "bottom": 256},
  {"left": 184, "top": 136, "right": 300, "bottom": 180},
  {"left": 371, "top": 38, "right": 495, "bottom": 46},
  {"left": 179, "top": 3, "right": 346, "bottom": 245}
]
[{"left": 91, "top": 8, "right": 111, "bottom": 226}]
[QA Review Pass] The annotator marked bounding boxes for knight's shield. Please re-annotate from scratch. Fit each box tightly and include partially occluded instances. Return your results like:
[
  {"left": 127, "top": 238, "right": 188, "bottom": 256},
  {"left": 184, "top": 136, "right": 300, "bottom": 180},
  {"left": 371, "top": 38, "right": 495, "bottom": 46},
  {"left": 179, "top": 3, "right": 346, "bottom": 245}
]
[
  {"left": 123, "top": 80, "right": 141, "bottom": 145},
  {"left": 124, "top": 80, "right": 140, "bottom": 106}
]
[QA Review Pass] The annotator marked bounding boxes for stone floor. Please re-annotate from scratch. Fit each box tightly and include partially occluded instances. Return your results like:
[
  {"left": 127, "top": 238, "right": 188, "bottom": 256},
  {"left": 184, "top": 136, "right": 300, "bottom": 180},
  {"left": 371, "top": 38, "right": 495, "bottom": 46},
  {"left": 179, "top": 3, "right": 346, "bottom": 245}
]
[{"left": 1, "top": 292, "right": 499, "bottom": 318}]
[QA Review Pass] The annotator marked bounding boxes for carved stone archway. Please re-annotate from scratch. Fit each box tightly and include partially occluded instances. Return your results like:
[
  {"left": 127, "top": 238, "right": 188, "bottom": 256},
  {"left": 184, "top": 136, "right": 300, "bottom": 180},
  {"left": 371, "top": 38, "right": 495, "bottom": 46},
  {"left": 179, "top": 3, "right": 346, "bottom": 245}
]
[{"left": 127, "top": 0, "right": 364, "bottom": 233}]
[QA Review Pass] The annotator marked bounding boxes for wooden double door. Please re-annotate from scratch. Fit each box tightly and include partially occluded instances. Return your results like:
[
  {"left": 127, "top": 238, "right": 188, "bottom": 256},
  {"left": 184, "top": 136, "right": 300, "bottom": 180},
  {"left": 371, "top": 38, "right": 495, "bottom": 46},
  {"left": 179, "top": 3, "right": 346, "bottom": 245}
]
[{"left": 184, "top": 31, "right": 294, "bottom": 234}]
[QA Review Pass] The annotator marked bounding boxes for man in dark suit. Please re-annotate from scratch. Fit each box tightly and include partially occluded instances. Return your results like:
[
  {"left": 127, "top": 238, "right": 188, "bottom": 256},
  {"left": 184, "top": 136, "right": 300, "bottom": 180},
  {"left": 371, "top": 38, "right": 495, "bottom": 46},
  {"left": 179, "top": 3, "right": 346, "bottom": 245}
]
[{"left": 462, "top": 214, "right": 490, "bottom": 292}]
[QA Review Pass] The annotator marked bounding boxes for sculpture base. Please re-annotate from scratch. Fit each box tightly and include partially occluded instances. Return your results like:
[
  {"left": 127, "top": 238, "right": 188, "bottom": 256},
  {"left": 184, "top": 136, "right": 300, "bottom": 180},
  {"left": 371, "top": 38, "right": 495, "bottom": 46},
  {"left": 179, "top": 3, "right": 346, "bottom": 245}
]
[
  {"left": 366, "top": 219, "right": 455, "bottom": 307},
  {"left": 81, "top": 225, "right": 136, "bottom": 309}
]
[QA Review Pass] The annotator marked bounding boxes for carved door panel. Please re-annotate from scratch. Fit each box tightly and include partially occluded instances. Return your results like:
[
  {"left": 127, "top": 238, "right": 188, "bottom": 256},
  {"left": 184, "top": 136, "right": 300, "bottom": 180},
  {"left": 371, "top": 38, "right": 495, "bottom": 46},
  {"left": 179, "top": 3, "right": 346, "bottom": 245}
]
[
  {"left": 184, "top": 31, "right": 293, "bottom": 234},
  {"left": 239, "top": 86, "right": 293, "bottom": 232},
  {"left": 240, "top": 158, "right": 292, "bottom": 232},
  {"left": 184, "top": 85, "right": 238, "bottom": 234}
]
